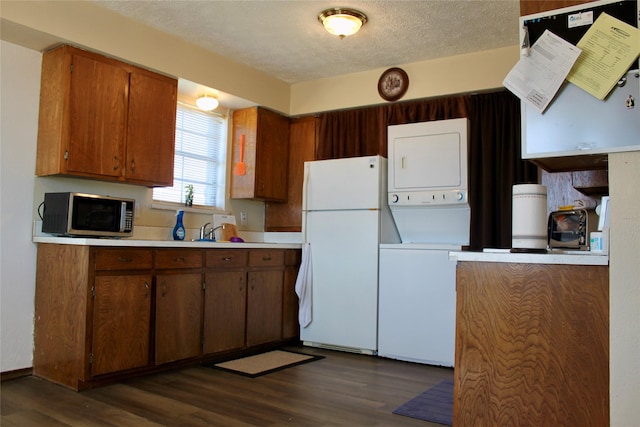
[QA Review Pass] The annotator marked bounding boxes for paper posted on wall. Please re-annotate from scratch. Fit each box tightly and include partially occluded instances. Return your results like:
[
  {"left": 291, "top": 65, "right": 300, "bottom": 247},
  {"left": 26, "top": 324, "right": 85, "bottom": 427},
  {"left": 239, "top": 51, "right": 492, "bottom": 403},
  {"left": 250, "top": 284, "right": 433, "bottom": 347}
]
[
  {"left": 567, "top": 13, "right": 640, "bottom": 100},
  {"left": 503, "top": 29, "right": 582, "bottom": 113}
]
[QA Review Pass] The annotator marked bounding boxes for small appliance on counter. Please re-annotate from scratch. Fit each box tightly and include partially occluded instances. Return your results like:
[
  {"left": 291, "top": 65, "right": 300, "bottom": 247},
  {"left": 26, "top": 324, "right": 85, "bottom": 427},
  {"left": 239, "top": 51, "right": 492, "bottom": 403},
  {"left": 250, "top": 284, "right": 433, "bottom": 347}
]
[
  {"left": 547, "top": 208, "right": 598, "bottom": 251},
  {"left": 511, "top": 184, "right": 548, "bottom": 253},
  {"left": 41, "top": 192, "right": 134, "bottom": 238}
]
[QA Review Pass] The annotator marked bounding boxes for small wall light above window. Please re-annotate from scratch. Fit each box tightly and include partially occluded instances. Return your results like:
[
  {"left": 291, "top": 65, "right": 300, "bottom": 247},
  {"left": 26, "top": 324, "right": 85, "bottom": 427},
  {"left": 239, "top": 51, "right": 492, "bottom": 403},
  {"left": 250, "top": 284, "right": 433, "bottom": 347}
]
[
  {"left": 196, "top": 94, "right": 219, "bottom": 111},
  {"left": 318, "top": 8, "right": 367, "bottom": 39}
]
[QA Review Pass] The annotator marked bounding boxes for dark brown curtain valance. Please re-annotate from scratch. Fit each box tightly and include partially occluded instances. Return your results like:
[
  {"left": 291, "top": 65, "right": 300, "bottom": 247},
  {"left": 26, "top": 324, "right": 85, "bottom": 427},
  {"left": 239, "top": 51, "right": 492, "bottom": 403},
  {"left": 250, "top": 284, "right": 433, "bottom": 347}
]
[
  {"left": 316, "top": 90, "right": 538, "bottom": 250},
  {"left": 316, "top": 95, "right": 469, "bottom": 160},
  {"left": 317, "top": 107, "right": 387, "bottom": 160}
]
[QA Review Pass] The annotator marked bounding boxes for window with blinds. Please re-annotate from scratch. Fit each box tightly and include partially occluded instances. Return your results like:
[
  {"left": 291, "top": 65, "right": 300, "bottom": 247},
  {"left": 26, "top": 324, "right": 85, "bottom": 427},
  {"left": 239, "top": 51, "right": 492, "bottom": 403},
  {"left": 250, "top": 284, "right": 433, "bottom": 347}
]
[{"left": 153, "top": 104, "right": 227, "bottom": 208}]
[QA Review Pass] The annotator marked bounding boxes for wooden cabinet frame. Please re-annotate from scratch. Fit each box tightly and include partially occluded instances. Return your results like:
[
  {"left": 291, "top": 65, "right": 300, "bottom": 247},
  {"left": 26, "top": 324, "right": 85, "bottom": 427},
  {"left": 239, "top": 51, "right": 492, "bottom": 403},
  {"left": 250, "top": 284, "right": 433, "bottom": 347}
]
[{"left": 454, "top": 261, "right": 609, "bottom": 426}]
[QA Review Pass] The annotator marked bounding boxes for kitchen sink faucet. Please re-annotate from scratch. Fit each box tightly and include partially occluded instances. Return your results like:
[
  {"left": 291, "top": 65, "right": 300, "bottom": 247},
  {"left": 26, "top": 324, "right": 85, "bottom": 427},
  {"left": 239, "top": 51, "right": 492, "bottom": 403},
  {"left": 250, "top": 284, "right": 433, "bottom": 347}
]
[{"left": 199, "top": 222, "right": 223, "bottom": 240}]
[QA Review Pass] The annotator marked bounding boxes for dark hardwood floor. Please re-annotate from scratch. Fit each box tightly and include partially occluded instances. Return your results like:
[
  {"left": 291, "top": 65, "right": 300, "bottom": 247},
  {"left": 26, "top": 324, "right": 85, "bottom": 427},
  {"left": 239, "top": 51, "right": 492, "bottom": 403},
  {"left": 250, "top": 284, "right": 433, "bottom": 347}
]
[{"left": 1, "top": 345, "right": 453, "bottom": 426}]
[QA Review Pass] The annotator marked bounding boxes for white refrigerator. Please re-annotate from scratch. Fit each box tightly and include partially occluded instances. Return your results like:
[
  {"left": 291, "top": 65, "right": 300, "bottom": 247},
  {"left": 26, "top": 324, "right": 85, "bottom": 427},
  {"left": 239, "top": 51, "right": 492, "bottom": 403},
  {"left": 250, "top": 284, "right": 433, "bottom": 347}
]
[{"left": 300, "top": 155, "right": 399, "bottom": 354}]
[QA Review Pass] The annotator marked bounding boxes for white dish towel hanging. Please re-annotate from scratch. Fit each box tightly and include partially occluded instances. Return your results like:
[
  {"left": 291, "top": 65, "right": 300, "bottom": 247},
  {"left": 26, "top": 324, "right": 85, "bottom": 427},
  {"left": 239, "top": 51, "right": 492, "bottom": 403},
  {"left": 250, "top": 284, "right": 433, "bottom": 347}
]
[{"left": 295, "top": 242, "right": 313, "bottom": 328}]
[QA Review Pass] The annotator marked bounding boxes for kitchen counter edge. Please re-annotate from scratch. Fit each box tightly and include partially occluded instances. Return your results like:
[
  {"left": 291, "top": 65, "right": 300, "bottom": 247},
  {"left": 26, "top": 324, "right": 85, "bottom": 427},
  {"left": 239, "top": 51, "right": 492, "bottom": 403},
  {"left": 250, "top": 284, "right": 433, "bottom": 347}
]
[
  {"left": 33, "top": 236, "right": 302, "bottom": 249},
  {"left": 449, "top": 250, "right": 609, "bottom": 266}
]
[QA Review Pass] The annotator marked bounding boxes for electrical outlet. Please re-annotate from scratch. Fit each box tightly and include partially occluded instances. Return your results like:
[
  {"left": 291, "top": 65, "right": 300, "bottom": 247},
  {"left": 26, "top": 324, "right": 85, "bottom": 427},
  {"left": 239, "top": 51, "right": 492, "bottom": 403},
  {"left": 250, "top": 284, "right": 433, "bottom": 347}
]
[{"left": 240, "top": 211, "right": 248, "bottom": 225}]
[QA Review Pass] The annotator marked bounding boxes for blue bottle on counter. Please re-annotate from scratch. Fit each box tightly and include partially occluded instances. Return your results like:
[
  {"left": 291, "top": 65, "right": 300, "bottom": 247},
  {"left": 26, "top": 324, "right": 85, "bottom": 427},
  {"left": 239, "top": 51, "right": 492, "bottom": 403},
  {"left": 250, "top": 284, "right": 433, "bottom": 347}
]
[{"left": 173, "top": 209, "right": 186, "bottom": 240}]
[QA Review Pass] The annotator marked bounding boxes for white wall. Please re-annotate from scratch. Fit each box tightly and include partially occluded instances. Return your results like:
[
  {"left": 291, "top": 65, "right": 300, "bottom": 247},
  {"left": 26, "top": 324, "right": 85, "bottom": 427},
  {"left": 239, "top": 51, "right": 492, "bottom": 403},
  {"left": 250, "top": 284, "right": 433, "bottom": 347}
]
[
  {"left": 290, "top": 46, "right": 518, "bottom": 115},
  {"left": 608, "top": 151, "right": 640, "bottom": 426},
  {"left": 0, "top": 40, "right": 41, "bottom": 371}
]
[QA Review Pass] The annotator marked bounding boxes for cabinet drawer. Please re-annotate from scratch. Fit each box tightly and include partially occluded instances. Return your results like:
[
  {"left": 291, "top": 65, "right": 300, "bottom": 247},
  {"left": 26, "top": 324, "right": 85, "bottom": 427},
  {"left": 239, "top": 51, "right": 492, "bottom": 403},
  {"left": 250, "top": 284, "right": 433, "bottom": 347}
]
[
  {"left": 94, "top": 248, "right": 153, "bottom": 271},
  {"left": 155, "top": 250, "right": 202, "bottom": 269},
  {"left": 249, "top": 250, "right": 284, "bottom": 267},
  {"left": 205, "top": 250, "right": 248, "bottom": 268}
]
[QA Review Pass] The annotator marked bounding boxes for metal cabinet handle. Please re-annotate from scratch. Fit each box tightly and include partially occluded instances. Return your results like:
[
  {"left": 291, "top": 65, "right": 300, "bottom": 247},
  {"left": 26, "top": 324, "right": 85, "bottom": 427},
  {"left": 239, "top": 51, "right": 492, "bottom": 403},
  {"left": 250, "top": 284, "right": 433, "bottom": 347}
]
[{"left": 117, "top": 257, "right": 133, "bottom": 263}]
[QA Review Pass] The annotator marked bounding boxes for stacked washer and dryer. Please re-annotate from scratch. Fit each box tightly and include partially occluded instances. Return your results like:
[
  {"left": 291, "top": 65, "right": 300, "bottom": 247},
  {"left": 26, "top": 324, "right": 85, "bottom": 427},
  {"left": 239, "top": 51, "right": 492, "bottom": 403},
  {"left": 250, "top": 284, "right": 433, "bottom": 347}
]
[{"left": 379, "top": 118, "right": 470, "bottom": 367}]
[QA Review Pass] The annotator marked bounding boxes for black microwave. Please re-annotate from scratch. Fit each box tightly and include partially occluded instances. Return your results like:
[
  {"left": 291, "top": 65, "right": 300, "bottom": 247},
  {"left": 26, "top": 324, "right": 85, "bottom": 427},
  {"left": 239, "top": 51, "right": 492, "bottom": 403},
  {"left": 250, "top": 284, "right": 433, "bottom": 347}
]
[{"left": 42, "top": 192, "right": 134, "bottom": 237}]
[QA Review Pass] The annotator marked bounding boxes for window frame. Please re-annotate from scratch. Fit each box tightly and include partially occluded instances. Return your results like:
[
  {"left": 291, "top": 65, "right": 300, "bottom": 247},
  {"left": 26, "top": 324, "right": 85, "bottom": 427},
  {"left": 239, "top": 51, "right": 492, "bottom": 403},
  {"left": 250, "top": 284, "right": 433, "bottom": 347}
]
[{"left": 151, "top": 102, "right": 228, "bottom": 213}]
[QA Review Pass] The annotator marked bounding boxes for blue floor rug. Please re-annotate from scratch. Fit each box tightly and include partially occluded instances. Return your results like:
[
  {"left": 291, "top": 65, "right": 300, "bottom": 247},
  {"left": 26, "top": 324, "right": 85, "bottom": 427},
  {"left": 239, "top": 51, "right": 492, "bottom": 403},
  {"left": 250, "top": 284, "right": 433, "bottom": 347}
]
[{"left": 392, "top": 380, "right": 453, "bottom": 425}]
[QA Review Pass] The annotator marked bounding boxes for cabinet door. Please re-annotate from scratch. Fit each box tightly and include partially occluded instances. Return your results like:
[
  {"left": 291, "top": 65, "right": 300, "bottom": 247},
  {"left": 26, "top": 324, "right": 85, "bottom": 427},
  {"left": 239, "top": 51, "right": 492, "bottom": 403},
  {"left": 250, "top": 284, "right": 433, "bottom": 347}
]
[
  {"left": 247, "top": 270, "right": 284, "bottom": 346},
  {"left": 255, "top": 108, "right": 290, "bottom": 201},
  {"left": 126, "top": 72, "right": 177, "bottom": 186},
  {"left": 68, "top": 53, "right": 128, "bottom": 177},
  {"left": 203, "top": 271, "right": 247, "bottom": 354},
  {"left": 282, "top": 249, "right": 301, "bottom": 340},
  {"left": 282, "top": 266, "right": 300, "bottom": 340},
  {"left": 92, "top": 275, "right": 151, "bottom": 376},
  {"left": 155, "top": 273, "right": 203, "bottom": 365},
  {"left": 231, "top": 107, "right": 290, "bottom": 201},
  {"left": 265, "top": 116, "right": 316, "bottom": 231}
]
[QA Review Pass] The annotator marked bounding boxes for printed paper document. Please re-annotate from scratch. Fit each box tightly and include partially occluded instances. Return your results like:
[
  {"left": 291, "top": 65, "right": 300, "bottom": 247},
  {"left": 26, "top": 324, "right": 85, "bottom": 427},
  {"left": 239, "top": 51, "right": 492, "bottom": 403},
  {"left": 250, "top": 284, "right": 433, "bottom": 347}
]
[
  {"left": 503, "top": 30, "right": 582, "bottom": 113},
  {"left": 567, "top": 13, "right": 640, "bottom": 100}
]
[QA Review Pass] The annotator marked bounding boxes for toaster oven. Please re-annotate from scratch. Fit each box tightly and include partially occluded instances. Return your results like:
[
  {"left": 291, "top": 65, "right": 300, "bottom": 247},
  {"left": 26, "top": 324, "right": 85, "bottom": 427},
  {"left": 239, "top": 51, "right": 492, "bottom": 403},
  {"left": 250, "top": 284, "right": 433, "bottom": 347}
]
[{"left": 547, "top": 208, "right": 597, "bottom": 250}]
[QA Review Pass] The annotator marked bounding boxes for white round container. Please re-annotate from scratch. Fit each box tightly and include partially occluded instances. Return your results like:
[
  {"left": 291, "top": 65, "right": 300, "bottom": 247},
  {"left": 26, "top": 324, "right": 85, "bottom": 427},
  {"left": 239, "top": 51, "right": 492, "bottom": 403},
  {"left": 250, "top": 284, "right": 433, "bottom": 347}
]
[{"left": 512, "top": 184, "right": 547, "bottom": 250}]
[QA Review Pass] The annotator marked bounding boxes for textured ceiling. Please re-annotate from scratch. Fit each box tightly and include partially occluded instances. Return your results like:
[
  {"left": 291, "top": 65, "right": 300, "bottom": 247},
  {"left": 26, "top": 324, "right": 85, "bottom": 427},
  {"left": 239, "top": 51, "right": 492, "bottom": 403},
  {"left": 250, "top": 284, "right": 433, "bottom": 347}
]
[{"left": 92, "top": 0, "right": 520, "bottom": 85}]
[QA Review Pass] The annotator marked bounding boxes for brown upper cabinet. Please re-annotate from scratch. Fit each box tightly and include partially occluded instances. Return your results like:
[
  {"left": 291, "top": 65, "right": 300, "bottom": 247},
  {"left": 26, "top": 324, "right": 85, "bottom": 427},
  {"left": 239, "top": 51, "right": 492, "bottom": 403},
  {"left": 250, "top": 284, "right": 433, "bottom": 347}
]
[
  {"left": 231, "top": 107, "right": 290, "bottom": 202},
  {"left": 36, "top": 45, "right": 177, "bottom": 187},
  {"left": 265, "top": 116, "right": 317, "bottom": 232}
]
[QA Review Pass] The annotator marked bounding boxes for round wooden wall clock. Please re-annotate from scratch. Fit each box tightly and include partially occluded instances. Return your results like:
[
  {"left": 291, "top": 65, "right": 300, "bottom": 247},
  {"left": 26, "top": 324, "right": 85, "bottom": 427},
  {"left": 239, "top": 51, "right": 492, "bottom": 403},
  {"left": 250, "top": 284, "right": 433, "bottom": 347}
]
[{"left": 378, "top": 67, "right": 409, "bottom": 102}]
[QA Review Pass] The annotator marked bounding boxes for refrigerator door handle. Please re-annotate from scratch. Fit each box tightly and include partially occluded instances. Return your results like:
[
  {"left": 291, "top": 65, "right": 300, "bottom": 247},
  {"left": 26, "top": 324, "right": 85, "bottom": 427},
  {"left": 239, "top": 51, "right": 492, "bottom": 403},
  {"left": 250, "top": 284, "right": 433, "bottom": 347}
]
[{"left": 302, "top": 163, "right": 311, "bottom": 243}]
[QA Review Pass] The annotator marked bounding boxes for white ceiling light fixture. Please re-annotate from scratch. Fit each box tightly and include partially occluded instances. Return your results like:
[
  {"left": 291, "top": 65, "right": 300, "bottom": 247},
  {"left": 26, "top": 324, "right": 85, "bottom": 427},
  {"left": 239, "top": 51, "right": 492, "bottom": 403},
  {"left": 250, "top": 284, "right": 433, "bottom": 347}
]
[
  {"left": 196, "top": 94, "right": 219, "bottom": 111},
  {"left": 318, "top": 7, "right": 367, "bottom": 39}
]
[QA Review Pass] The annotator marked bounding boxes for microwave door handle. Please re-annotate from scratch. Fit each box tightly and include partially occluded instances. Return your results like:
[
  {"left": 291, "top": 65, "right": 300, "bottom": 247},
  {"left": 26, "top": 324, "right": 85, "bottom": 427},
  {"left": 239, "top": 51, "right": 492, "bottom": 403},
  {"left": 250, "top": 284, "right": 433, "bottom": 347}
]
[{"left": 120, "top": 202, "right": 127, "bottom": 231}]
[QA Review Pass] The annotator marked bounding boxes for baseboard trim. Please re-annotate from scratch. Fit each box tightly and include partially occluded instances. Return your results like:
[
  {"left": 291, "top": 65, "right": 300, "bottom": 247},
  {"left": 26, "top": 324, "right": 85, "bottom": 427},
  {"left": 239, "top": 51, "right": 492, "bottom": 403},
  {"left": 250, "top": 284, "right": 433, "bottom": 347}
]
[{"left": 1, "top": 367, "right": 33, "bottom": 382}]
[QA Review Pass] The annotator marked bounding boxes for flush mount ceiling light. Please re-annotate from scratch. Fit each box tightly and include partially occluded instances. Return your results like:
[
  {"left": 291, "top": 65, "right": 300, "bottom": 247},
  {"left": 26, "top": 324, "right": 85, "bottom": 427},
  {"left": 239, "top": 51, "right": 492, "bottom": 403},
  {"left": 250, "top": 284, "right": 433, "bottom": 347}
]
[
  {"left": 195, "top": 94, "right": 218, "bottom": 111},
  {"left": 318, "top": 8, "right": 367, "bottom": 39}
]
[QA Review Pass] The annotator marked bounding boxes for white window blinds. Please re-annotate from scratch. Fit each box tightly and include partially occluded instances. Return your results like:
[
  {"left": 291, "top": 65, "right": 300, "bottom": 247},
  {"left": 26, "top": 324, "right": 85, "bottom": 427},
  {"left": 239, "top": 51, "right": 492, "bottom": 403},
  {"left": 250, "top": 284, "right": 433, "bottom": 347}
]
[{"left": 153, "top": 104, "right": 226, "bottom": 208}]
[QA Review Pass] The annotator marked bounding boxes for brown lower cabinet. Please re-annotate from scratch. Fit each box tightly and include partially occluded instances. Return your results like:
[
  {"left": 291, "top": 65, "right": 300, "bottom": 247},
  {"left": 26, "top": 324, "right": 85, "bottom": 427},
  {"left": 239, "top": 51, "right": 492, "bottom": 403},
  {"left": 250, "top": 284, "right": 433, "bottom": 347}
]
[
  {"left": 92, "top": 274, "right": 152, "bottom": 376},
  {"left": 282, "top": 249, "right": 302, "bottom": 340},
  {"left": 33, "top": 244, "right": 301, "bottom": 391},
  {"left": 155, "top": 273, "right": 203, "bottom": 365},
  {"left": 203, "top": 270, "right": 247, "bottom": 354},
  {"left": 454, "top": 261, "right": 609, "bottom": 427}
]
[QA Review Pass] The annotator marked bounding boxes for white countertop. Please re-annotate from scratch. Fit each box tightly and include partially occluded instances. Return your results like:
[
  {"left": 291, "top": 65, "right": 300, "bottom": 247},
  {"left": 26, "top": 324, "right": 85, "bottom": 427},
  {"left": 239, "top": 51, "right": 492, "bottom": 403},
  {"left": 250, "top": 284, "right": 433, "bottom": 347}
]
[
  {"left": 33, "top": 235, "right": 302, "bottom": 249},
  {"left": 32, "top": 221, "right": 302, "bottom": 249},
  {"left": 450, "top": 248, "right": 609, "bottom": 266},
  {"left": 380, "top": 243, "right": 463, "bottom": 250}
]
